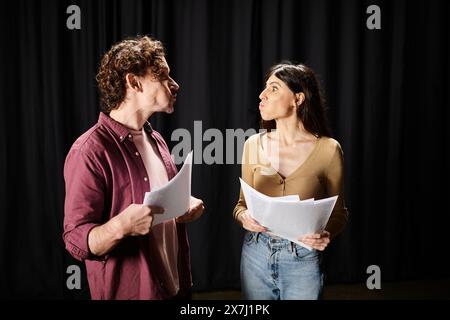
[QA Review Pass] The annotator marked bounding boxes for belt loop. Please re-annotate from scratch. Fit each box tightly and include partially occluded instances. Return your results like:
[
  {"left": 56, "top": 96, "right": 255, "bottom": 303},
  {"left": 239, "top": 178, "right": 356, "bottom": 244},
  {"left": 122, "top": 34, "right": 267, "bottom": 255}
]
[
  {"left": 256, "top": 232, "right": 261, "bottom": 243},
  {"left": 291, "top": 242, "right": 297, "bottom": 256}
]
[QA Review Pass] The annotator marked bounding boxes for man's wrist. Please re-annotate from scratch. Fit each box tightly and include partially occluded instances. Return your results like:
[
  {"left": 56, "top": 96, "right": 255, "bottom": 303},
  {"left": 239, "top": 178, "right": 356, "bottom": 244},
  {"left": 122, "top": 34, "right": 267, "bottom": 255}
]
[{"left": 108, "top": 215, "right": 127, "bottom": 240}]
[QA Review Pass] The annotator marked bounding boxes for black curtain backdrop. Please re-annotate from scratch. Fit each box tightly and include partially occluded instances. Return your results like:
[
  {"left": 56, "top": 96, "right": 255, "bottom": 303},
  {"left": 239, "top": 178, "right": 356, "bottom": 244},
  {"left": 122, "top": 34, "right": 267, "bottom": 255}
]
[{"left": 0, "top": 0, "right": 449, "bottom": 299}]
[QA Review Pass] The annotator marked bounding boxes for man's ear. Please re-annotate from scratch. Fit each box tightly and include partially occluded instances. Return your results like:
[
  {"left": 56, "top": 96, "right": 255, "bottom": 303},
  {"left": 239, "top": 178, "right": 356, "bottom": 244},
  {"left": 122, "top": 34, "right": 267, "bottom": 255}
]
[{"left": 125, "top": 73, "right": 141, "bottom": 91}]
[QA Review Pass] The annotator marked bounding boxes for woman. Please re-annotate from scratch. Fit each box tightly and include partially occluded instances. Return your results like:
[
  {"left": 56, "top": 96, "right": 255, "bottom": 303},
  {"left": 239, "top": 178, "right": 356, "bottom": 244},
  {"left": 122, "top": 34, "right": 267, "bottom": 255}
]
[{"left": 233, "top": 62, "right": 349, "bottom": 300}]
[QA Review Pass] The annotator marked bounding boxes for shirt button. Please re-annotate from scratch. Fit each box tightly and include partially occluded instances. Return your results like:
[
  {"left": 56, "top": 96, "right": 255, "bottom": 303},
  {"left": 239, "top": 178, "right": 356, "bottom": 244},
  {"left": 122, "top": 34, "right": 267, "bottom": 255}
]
[
  {"left": 144, "top": 177, "right": 148, "bottom": 181},
  {"left": 128, "top": 134, "right": 132, "bottom": 139},
  {"left": 279, "top": 179, "right": 284, "bottom": 184},
  {"left": 119, "top": 135, "right": 123, "bottom": 140},
  {"left": 135, "top": 152, "right": 139, "bottom": 156}
]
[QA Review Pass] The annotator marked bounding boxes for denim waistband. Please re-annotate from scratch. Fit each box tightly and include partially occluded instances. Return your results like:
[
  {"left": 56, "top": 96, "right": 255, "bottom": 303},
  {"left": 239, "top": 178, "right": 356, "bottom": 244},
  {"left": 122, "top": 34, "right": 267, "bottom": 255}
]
[
  {"left": 254, "top": 232, "right": 297, "bottom": 250},
  {"left": 248, "top": 232, "right": 307, "bottom": 257}
]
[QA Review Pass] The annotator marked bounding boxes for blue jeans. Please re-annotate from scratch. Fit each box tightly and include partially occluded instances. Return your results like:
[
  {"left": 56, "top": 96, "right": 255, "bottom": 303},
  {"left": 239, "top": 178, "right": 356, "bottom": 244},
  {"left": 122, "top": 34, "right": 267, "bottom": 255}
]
[{"left": 240, "top": 232, "right": 323, "bottom": 300}]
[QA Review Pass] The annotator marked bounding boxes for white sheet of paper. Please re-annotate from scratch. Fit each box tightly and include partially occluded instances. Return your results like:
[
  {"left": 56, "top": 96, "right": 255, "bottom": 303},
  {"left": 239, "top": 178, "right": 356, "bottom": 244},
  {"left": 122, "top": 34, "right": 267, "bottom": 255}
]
[
  {"left": 239, "top": 178, "right": 337, "bottom": 250},
  {"left": 273, "top": 195, "right": 300, "bottom": 202},
  {"left": 143, "top": 151, "right": 193, "bottom": 226}
]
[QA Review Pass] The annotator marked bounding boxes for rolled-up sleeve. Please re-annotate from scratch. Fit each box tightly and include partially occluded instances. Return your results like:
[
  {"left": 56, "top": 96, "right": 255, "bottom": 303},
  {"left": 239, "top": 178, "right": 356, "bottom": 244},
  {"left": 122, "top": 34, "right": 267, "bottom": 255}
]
[{"left": 63, "top": 146, "right": 105, "bottom": 261}]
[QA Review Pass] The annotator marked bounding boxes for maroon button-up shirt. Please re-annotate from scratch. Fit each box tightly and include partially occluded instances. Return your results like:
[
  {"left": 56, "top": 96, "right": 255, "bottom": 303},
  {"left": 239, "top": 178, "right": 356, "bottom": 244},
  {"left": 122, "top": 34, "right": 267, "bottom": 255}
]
[{"left": 63, "top": 112, "right": 192, "bottom": 300}]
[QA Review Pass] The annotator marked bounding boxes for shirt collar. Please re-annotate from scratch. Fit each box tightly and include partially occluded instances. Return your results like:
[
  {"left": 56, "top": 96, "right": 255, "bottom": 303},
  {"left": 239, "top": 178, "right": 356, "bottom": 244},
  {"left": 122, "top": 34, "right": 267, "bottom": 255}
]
[
  {"left": 98, "top": 112, "right": 155, "bottom": 142},
  {"left": 143, "top": 121, "right": 154, "bottom": 133}
]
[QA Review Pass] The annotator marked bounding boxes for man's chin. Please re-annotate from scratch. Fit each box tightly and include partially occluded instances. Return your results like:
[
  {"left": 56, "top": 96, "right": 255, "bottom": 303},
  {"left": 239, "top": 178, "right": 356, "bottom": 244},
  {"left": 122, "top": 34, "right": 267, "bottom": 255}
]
[{"left": 165, "top": 105, "right": 174, "bottom": 114}]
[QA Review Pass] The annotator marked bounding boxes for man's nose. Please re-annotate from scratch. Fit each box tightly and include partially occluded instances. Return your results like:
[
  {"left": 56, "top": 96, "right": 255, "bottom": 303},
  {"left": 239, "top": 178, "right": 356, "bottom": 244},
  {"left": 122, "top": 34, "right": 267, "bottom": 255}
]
[{"left": 170, "top": 78, "right": 180, "bottom": 92}]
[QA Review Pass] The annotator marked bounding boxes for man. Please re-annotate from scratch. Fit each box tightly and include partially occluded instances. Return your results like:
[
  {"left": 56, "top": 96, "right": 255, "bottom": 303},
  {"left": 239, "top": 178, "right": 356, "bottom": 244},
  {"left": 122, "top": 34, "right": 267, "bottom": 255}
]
[{"left": 63, "top": 36, "right": 204, "bottom": 300}]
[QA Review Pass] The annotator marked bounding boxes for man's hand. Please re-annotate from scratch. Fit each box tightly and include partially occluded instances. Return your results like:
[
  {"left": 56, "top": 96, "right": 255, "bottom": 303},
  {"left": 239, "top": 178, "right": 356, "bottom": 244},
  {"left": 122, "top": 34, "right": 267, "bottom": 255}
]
[
  {"left": 88, "top": 204, "right": 163, "bottom": 257},
  {"left": 176, "top": 196, "right": 205, "bottom": 223},
  {"left": 117, "top": 204, "right": 164, "bottom": 237},
  {"left": 237, "top": 210, "right": 267, "bottom": 233},
  {"left": 299, "top": 230, "right": 331, "bottom": 251}
]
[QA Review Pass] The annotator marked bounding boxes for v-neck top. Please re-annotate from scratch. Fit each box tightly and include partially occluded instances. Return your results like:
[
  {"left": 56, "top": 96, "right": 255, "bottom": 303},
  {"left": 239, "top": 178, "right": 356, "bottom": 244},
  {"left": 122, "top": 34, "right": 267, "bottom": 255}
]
[
  {"left": 233, "top": 132, "right": 349, "bottom": 238},
  {"left": 259, "top": 132, "right": 322, "bottom": 180}
]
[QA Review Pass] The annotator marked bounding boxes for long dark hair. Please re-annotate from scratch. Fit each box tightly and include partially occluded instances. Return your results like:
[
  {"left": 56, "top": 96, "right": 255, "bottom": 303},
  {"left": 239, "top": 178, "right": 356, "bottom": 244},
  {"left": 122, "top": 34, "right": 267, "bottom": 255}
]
[{"left": 260, "top": 62, "right": 331, "bottom": 138}]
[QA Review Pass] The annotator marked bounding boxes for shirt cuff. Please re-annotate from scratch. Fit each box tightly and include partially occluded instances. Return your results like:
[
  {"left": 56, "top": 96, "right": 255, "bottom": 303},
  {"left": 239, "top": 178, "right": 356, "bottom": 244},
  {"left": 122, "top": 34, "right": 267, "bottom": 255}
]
[{"left": 64, "top": 222, "right": 100, "bottom": 261}]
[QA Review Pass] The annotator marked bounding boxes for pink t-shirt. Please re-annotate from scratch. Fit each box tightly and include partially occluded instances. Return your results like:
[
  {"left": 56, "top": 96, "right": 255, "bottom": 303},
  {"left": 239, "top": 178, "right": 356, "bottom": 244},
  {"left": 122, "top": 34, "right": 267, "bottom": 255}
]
[{"left": 130, "top": 128, "right": 180, "bottom": 297}]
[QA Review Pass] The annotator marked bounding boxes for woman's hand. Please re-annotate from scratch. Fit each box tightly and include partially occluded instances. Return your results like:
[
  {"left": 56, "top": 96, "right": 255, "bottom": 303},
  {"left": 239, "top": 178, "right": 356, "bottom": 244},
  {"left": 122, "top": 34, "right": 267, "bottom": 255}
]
[
  {"left": 299, "top": 230, "right": 331, "bottom": 251},
  {"left": 238, "top": 210, "right": 267, "bottom": 232},
  {"left": 176, "top": 196, "right": 205, "bottom": 223}
]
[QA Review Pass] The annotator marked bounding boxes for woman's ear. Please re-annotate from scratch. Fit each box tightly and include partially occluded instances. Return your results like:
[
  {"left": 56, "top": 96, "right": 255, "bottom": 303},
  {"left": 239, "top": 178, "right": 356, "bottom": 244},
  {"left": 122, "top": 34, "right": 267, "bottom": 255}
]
[{"left": 296, "top": 92, "right": 305, "bottom": 107}]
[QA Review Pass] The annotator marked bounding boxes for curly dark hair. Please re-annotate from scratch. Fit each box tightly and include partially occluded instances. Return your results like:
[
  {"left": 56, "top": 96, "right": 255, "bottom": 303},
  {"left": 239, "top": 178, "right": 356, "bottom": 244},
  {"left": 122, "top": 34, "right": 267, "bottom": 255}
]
[
  {"left": 96, "top": 35, "right": 166, "bottom": 113},
  {"left": 260, "top": 62, "right": 331, "bottom": 138}
]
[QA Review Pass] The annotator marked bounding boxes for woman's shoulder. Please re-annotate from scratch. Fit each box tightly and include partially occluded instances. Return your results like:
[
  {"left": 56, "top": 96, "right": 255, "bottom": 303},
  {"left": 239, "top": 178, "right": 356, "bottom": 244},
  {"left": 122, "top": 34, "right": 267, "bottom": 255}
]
[
  {"left": 243, "top": 131, "right": 264, "bottom": 147},
  {"left": 318, "top": 136, "right": 344, "bottom": 157}
]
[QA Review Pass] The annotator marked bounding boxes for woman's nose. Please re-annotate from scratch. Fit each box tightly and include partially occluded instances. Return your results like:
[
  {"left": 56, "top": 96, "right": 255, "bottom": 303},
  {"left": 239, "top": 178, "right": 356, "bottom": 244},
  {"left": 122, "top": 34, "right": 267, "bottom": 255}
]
[{"left": 259, "top": 88, "right": 267, "bottom": 100}]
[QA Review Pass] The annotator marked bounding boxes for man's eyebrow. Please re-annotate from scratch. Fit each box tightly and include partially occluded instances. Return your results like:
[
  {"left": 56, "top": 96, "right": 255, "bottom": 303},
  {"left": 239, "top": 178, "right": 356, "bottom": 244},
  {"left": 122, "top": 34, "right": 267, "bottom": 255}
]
[{"left": 160, "top": 66, "right": 170, "bottom": 74}]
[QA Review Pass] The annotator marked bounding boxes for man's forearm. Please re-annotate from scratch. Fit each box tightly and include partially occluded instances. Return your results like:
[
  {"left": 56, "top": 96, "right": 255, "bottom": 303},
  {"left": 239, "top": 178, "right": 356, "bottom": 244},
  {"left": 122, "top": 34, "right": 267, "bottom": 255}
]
[{"left": 88, "top": 216, "right": 125, "bottom": 257}]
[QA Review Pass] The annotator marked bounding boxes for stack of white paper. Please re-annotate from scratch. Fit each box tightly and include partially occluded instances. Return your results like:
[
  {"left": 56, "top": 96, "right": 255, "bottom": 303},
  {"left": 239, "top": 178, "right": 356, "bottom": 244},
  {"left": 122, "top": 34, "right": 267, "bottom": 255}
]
[
  {"left": 143, "top": 151, "right": 193, "bottom": 226},
  {"left": 239, "top": 178, "right": 337, "bottom": 250}
]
